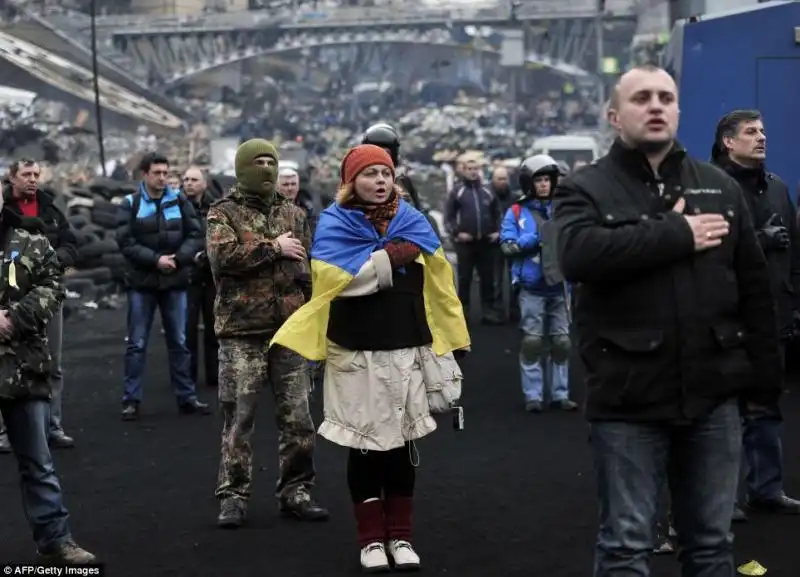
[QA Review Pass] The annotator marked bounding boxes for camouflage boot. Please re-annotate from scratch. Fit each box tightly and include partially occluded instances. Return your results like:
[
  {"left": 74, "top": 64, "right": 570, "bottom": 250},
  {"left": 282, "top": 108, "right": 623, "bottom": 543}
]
[
  {"left": 37, "top": 539, "right": 96, "bottom": 564},
  {"left": 217, "top": 497, "right": 247, "bottom": 529}
]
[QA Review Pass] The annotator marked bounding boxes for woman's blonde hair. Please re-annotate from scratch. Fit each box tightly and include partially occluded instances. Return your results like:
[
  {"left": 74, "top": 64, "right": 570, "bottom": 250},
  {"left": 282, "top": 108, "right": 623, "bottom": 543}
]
[{"left": 335, "top": 182, "right": 408, "bottom": 205}]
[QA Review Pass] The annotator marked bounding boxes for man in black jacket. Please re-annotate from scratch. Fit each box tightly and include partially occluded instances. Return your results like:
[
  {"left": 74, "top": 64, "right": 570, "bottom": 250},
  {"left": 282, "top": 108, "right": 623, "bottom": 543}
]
[
  {"left": 444, "top": 155, "right": 502, "bottom": 324},
  {"left": 0, "top": 159, "right": 79, "bottom": 452},
  {"left": 182, "top": 166, "right": 219, "bottom": 389},
  {"left": 116, "top": 153, "right": 210, "bottom": 420},
  {"left": 710, "top": 110, "right": 800, "bottom": 519},
  {"left": 554, "top": 65, "right": 781, "bottom": 576}
]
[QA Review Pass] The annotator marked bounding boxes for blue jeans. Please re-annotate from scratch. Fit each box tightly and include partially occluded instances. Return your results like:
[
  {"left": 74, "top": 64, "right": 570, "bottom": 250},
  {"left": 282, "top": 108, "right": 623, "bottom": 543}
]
[
  {"left": 518, "top": 289, "right": 569, "bottom": 403},
  {"left": 0, "top": 399, "right": 71, "bottom": 551},
  {"left": 591, "top": 400, "right": 741, "bottom": 577},
  {"left": 123, "top": 289, "right": 197, "bottom": 404},
  {"left": 742, "top": 404, "right": 783, "bottom": 500}
]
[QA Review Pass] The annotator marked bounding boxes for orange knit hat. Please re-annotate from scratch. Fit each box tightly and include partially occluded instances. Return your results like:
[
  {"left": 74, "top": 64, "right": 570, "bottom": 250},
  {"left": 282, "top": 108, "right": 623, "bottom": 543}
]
[{"left": 340, "top": 144, "right": 395, "bottom": 185}]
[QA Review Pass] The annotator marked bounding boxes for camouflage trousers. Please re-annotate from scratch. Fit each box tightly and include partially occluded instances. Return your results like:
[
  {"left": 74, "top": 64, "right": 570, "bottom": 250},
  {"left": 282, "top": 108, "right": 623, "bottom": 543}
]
[{"left": 214, "top": 337, "right": 316, "bottom": 505}]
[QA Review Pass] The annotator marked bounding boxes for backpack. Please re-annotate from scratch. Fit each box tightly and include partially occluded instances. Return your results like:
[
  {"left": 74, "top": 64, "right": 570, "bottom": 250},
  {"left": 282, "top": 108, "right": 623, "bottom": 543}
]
[{"left": 511, "top": 202, "right": 564, "bottom": 286}]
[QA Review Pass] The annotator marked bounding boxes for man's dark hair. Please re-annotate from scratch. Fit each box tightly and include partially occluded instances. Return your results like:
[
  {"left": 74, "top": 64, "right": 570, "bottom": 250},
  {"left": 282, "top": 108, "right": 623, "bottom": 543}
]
[
  {"left": 139, "top": 152, "right": 170, "bottom": 174},
  {"left": 9, "top": 158, "right": 38, "bottom": 178},
  {"left": 711, "top": 110, "right": 762, "bottom": 161}
]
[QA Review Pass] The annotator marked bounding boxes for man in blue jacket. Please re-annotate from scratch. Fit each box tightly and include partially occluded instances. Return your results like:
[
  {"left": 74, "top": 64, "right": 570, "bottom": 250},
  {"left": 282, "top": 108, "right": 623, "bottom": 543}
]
[
  {"left": 500, "top": 155, "right": 577, "bottom": 413},
  {"left": 116, "top": 152, "right": 210, "bottom": 421}
]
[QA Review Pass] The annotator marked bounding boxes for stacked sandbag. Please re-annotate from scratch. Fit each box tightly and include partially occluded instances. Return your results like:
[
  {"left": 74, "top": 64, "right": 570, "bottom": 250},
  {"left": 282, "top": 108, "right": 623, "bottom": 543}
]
[{"left": 62, "top": 179, "right": 137, "bottom": 300}]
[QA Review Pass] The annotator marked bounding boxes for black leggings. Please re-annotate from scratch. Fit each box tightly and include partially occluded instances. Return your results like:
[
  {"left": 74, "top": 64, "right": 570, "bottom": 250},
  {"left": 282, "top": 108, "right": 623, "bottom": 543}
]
[{"left": 347, "top": 443, "right": 416, "bottom": 503}]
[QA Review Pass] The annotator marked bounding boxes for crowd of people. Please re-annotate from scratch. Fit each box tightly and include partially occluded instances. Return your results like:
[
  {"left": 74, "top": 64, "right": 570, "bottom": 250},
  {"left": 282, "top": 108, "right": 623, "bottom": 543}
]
[{"left": 1, "top": 63, "right": 799, "bottom": 577}]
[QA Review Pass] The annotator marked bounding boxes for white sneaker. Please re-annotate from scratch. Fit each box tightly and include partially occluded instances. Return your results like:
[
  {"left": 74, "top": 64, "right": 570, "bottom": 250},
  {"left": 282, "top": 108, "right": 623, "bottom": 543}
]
[
  {"left": 360, "top": 542, "right": 390, "bottom": 573},
  {"left": 387, "top": 539, "right": 421, "bottom": 571}
]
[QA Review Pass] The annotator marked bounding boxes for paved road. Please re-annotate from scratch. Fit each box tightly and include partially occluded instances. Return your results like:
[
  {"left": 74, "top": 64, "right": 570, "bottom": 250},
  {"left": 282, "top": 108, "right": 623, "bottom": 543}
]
[{"left": 1, "top": 309, "right": 797, "bottom": 576}]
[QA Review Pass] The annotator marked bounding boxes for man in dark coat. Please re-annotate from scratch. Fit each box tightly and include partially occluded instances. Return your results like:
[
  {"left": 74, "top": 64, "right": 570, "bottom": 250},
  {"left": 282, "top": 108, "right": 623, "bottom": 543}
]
[
  {"left": 554, "top": 64, "right": 781, "bottom": 576},
  {"left": 710, "top": 109, "right": 800, "bottom": 519},
  {"left": 182, "top": 166, "right": 220, "bottom": 389},
  {"left": 0, "top": 189, "right": 95, "bottom": 563},
  {"left": 116, "top": 152, "right": 210, "bottom": 420},
  {"left": 1, "top": 159, "right": 78, "bottom": 451}
]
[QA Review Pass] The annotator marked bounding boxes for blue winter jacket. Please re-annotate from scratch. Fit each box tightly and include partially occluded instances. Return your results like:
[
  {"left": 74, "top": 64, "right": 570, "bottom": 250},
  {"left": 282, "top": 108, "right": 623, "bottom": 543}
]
[{"left": 500, "top": 198, "right": 563, "bottom": 296}]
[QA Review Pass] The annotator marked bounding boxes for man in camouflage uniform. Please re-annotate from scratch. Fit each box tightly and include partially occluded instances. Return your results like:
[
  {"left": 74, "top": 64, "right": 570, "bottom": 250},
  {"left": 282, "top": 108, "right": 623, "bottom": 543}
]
[
  {"left": 0, "top": 190, "right": 95, "bottom": 563},
  {"left": 207, "top": 138, "right": 329, "bottom": 528}
]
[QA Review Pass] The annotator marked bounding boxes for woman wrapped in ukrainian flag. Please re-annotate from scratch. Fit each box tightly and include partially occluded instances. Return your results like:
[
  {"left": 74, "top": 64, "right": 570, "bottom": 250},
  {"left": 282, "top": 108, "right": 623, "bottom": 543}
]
[{"left": 272, "top": 143, "right": 470, "bottom": 573}]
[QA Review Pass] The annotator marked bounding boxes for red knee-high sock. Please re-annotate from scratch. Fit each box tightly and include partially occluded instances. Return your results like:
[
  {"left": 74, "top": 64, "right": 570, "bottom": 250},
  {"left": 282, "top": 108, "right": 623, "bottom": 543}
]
[
  {"left": 354, "top": 499, "right": 386, "bottom": 547},
  {"left": 384, "top": 495, "right": 413, "bottom": 541}
]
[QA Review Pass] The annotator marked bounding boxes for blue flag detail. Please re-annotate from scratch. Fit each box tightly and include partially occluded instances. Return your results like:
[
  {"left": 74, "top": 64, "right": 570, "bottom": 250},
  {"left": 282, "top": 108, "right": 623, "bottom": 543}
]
[{"left": 311, "top": 199, "right": 441, "bottom": 275}]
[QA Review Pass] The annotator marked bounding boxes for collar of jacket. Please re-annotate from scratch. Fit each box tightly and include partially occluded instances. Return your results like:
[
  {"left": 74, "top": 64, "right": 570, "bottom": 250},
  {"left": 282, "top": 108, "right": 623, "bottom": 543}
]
[
  {"left": 2, "top": 182, "right": 56, "bottom": 213},
  {"left": 492, "top": 184, "right": 513, "bottom": 200},
  {"left": 0, "top": 206, "right": 45, "bottom": 239},
  {"left": 522, "top": 196, "right": 551, "bottom": 211},
  {"left": 188, "top": 190, "right": 212, "bottom": 209},
  {"left": 712, "top": 155, "right": 767, "bottom": 192},
  {"left": 608, "top": 137, "right": 687, "bottom": 182},
  {"left": 229, "top": 185, "right": 288, "bottom": 215},
  {"left": 138, "top": 182, "right": 180, "bottom": 203}
]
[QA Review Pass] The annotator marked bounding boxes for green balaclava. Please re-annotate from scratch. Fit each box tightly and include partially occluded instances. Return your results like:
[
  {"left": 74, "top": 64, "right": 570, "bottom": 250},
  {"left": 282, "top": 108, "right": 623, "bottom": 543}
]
[{"left": 235, "top": 139, "right": 279, "bottom": 197}]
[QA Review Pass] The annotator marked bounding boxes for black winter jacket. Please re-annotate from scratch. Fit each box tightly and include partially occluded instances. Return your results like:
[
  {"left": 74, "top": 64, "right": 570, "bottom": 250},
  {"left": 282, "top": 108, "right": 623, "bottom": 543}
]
[
  {"left": 554, "top": 140, "right": 782, "bottom": 422},
  {"left": 116, "top": 185, "right": 203, "bottom": 291},
  {"left": 187, "top": 189, "right": 217, "bottom": 286},
  {"left": 712, "top": 158, "right": 800, "bottom": 338},
  {"left": 2, "top": 183, "right": 79, "bottom": 270},
  {"left": 443, "top": 179, "right": 501, "bottom": 241}
]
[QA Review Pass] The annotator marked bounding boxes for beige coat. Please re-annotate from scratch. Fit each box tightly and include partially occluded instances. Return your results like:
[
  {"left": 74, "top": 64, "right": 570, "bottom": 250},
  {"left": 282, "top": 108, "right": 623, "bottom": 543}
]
[{"left": 318, "top": 250, "right": 463, "bottom": 452}]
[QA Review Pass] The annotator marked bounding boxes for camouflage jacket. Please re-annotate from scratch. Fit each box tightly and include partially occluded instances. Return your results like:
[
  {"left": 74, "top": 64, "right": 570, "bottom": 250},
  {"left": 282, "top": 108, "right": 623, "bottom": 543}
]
[
  {"left": 0, "top": 209, "right": 65, "bottom": 401},
  {"left": 206, "top": 187, "right": 312, "bottom": 339}
]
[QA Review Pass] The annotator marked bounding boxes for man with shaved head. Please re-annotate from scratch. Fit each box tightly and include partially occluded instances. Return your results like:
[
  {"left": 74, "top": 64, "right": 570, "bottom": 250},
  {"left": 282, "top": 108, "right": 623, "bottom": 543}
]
[
  {"left": 279, "top": 167, "right": 315, "bottom": 228},
  {"left": 489, "top": 165, "right": 519, "bottom": 321},
  {"left": 183, "top": 166, "right": 219, "bottom": 389},
  {"left": 278, "top": 167, "right": 300, "bottom": 202},
  {"left": 554, "top": 64, "right": 781, "bottom": 575}
]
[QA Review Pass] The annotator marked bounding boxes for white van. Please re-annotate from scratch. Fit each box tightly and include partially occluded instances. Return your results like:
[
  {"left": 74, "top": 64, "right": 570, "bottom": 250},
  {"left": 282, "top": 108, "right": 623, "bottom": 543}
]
[{"left": 529, "top": 135, "right": 601, "bottom": 171}]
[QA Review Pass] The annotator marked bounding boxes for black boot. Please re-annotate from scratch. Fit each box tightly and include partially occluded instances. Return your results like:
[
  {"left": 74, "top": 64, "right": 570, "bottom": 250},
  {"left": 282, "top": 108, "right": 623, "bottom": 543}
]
[
  {"left": 217, "top": 497, "right": 247, "bottom": 529},
  {"left": 178, "top": 398, "right": 211, "bottom": 415}
]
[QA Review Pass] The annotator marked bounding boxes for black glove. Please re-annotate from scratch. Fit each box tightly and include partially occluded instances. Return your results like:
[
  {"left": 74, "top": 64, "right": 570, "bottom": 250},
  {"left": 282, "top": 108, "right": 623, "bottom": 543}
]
[
  {"left": 760, "top": 214, "right": 791, "bottom": 250},
  {"left": 762, "top": 225, "right": 790, "bottom": 250},
  {"left": 792, "top": 311, "right": 800, "bottom": 338}
]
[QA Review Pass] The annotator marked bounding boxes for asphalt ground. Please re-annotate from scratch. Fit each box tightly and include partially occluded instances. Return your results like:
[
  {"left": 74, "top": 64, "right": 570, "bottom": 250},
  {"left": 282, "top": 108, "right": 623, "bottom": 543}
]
[{"left": 0, "top": 308, "right": 798, "bottom": 577}]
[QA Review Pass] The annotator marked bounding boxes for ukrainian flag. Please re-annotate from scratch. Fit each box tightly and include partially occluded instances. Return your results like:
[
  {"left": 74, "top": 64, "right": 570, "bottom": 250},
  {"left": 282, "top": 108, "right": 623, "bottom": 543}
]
[{"left": 270, "top": 199, "right": 470, "bottom": 360}]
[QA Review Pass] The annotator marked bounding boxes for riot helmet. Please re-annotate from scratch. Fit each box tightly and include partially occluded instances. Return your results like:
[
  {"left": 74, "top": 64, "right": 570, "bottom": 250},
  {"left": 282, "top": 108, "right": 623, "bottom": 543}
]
[
  {"left": 518, "top": 154, "right": 560, "bottom": 198},
  {"left": 362, "top": 123, "right": 400, "bottom": 166}
]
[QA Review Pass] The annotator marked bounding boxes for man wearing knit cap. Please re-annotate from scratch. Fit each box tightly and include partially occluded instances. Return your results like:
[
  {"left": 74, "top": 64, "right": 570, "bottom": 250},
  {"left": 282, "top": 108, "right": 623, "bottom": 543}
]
[{"left": 206, "top": 138, "right": 329, "bottom": 527}]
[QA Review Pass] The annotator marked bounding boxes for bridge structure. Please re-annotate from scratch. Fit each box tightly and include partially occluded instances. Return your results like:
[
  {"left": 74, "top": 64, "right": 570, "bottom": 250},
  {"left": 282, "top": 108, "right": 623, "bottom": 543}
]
[
  {"left": 96, "top": 1, "right": 638, "bottom": 87},
  {"left": 0, "top": 7, "right": 191, "bottom": 124}
]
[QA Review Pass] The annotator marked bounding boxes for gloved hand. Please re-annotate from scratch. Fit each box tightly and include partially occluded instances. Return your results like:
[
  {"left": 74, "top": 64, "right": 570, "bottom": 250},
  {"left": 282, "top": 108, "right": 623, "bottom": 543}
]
[
  {"left": 792, "top": 310, "right": 800, "bottom": 337},
  {"left": 761, "top": 225, "right": 790, "bottom": 250},
  {"left": 383, "top": 239, "right": 421, "bottom": 269},
  {"left": 759, "top": 214, "right": 790, "bottom": 250}
]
